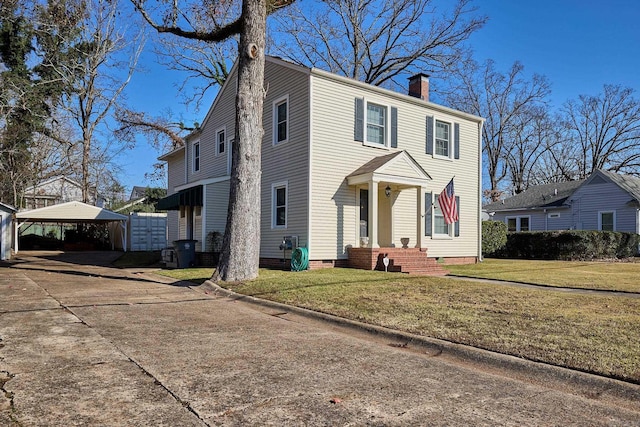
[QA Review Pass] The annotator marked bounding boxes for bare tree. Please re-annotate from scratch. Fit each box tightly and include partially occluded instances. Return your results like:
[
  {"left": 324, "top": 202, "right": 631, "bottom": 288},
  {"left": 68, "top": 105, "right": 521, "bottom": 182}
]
[
  {"left": 153, "top": 0, "right": 241, "bottom": 107},
  {"left": 445, "top": 59, "right": 551, "bottom": 201},
  {"left": 49, "top": 0, "right": 144, "bottom": 203},
  {"left": 528, "top": 114, "right": 580, "bottom": 185},
  {"left": 505, "top": 106, "right": 555, "bottom": 193},
  {"left": 132, "top": 0, "right": 295, "bottom": 281},
  {"left": 561, "top": 84, "right": 640, "bottom": 178},
  {"left": 269, "top": 0, "right": 486, "bottom": 88},
  {"left": 115, "top": 107, "right": 190, "bottom": 152}
]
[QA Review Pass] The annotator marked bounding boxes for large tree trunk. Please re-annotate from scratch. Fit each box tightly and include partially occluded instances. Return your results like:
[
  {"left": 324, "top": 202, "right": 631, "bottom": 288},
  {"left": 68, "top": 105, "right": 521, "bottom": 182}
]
[{"left": 214, "top": 0, "right": 266, "bottom": 282}]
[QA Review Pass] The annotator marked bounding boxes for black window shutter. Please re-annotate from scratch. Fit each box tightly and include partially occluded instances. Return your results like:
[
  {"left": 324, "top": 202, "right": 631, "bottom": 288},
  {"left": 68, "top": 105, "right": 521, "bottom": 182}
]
[
  {"left": 354, "top": 98, "right": 364, "bottom": 142},
  {"left": 390, "top": 107, "right": 398, "bottom": 148},
  {"left": 425, "top": 192, "right": 432, "bottom": 236},
  {"left": 455, "top": 196, "right": 460, "bottom": 237},
  {"left": 426, "top": 116, "right": 433, "bottom": 154},
  {"left": 454, "top": 123, "right": 460, "bottom": 159}
]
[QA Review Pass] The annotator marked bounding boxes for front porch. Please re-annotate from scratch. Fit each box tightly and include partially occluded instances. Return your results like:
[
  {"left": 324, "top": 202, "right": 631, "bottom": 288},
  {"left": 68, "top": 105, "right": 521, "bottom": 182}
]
[{"left": 348, "top": 247, "right": 448, "bottom": 276}]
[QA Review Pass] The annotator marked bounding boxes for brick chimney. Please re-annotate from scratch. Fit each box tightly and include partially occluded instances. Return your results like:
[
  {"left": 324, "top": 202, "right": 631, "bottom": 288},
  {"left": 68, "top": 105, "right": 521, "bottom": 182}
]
[{"left": 408, "top": 73, "right": 430, "bottom": 102}]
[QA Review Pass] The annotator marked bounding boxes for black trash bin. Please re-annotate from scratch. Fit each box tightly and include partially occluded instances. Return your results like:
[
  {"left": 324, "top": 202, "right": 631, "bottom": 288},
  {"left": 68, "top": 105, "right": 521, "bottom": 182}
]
[{"left": 173, "top": 239, "right": 197, "bottom": 268}]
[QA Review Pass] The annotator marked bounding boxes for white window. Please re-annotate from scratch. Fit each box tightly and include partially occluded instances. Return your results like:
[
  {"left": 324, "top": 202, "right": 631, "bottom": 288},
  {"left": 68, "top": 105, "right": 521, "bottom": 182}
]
[
  {"left": 216, "top": 128, "right": 225, "bottom": 155},
  {"left": 273, "top": 95, "right": 289, "bottom": 145},
  {"left": 193, "top": 141, "right": 200, "bottom": 172},
  {"left": 435, "top": 120, "right": 450, "bottom": 158},
  {"left": 506, "top": 216, "right": 530, "bottom": 232},
  {"left": 272, "top": 182, "right": 288, "bottom": 228},
  {"left": 366, "top": 102, "right": 387, "bottom": 146},
  {"left": 598, "top": 211, "right": 615, "bottom": 231},
  {"left": 434, "top": 194, "right": 451, "bottom": 236}
]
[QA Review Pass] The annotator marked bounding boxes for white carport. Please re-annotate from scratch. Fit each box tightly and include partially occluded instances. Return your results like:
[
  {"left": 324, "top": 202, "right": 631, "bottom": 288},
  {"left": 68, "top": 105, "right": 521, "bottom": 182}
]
[{"left": 14, "top": 201, "right": 128, "bottom": 253}]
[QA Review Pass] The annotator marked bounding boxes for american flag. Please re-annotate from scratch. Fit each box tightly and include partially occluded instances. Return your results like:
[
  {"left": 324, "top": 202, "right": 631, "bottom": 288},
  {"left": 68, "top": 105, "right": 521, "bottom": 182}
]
[{"left": 438, "top": 178, "right": 458, "bottom": 224}]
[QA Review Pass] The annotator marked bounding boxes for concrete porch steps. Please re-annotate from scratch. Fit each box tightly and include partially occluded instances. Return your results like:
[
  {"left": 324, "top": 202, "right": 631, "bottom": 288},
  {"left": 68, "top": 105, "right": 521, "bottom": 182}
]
[
  {"left": 348, "top": 247, "right": 449, "bottom": 276},
  {"left": 378, "top": 248, "right": 448, "bottom": 276}
]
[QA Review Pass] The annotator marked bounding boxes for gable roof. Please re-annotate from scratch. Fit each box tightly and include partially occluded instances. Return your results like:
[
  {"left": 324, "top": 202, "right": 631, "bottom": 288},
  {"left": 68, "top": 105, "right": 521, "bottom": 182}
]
[
  {"left": 484, "top": 180, "right": 584, "bottom": 212},
  {"left": 347, "top": 150, "right": 432, "bottom": 187},
  {"left": 23, "top": 176, "right": 83, "bottom": 193},
  {"left": 594, "top": 169, "right": 640, "bottom": 204},
  {"left": 0, "top": 202, "right": 16, "bottom": 213},
  {"left": 16, "top": 201, "right": 128, "bottom": 223}
]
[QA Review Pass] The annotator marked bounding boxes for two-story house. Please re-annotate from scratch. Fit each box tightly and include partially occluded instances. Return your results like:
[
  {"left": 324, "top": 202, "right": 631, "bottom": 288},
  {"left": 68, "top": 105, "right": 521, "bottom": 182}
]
[
  {"left": 158, "top": 56, "right": 484, "bottom": 273},
  {"left": 23, "top": 176, "right": 105, "bottom": 208}
]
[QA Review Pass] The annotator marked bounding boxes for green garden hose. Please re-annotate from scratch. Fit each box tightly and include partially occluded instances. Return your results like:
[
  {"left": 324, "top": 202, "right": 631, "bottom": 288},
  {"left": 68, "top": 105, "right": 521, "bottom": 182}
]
[{"left": 291, "top": 247, "right": 309, "bottom": 271}]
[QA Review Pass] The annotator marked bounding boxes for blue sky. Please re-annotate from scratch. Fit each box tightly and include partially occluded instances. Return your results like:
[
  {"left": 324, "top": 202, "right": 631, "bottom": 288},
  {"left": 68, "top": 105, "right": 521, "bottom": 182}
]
[{"left": 116, "top": 0, "right": 640, "bottom": 192}]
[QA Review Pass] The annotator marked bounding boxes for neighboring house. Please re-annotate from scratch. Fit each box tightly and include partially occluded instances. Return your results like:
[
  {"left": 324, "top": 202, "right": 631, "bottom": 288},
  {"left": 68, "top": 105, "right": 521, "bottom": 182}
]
[
  {"left": 129, "top": 186, "right": 148, "bottom": 201},
  {"left": 484, "top": 169, "right": 640, "bottom": 233},
  {"left": 0, "top": 202, "right": 16, "bottom": 260},
  {"left": 157, "top": 56, "right": 484, "bottom": 272},
  {"left": 23, "top": 176, "right": 105, "bottom": 208}
]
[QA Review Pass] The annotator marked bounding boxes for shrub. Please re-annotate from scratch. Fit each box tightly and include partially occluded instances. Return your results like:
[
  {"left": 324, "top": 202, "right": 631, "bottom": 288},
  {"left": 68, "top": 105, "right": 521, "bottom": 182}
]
[
  {"left": 499, "top": 230, "right": 639, "bottom": 260},
  {"left": 482, "top": 221, "right": 507, "bottom": 256}
]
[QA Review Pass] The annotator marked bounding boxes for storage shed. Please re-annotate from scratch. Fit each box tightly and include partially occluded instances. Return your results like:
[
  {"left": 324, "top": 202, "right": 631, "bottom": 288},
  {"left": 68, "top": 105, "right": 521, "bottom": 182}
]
[{"left": 0, "top": 202, "right": 16, "bottom": 260}]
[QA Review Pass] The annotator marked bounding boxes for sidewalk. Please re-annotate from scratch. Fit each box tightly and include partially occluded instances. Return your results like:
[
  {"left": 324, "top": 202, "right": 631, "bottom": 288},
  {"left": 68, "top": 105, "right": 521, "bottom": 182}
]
[{"left": 1, "top": 252, "right": 639, "bottom": 426}]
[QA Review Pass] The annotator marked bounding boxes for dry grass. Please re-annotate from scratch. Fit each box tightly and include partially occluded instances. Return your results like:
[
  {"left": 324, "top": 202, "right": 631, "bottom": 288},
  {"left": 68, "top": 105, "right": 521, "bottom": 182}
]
[
  {"left": 154, "top": 264, "right": 640, "bottom": 383},
  {"left": 446, "top": 258, "right": 640, "bottom": 293},
  {"left": 224, "top": 268, "right": 640, "bottom": 383},
  {"left": 156, "top": 268, "right": 215, "bottom": 284}
]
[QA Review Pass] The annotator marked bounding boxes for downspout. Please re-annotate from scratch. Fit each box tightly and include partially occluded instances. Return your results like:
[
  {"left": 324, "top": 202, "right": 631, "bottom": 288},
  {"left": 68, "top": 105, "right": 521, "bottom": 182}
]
[{"left": 477, "top": 120, "right": 484, "bottom": 262}]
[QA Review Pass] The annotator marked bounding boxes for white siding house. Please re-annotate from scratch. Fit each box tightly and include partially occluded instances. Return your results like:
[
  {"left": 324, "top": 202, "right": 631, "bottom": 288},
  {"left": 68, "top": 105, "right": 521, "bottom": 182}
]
[{"left": 159, "top": 57, "right": 484, "bottom": 272}]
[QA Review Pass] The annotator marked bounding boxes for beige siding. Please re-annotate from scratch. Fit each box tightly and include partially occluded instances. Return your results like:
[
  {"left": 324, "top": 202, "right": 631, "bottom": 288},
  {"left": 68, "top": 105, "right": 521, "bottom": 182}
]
[
  {"left": 198, "top": 81, "right": 236, "bottom": 179},
  {"left": 259, "top": 60, "right": 311, "bottom": 258},
  {"left": 167, "top": 210, "right": 179, "bottom": 244},
  {"left": 203, "top": 180, "right": 230, "bottom": 251},
  {"left": 194, "top": 206, "right": 202, "bottom": 251},
  {"left": 178, "top": 207, "right": 186, "bottom": 239},
  {"left": 167, "top": 150, "right": 185, "bottom": 193},
  {"left": 392, "top": 188, "right": 418, "bottom": 247},
  {"left": 309, "top": 72, "right": 481, "bottom": 260}
]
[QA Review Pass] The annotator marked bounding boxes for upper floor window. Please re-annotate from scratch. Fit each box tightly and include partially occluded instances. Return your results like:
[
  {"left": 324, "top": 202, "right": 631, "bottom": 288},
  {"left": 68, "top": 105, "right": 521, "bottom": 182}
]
[
  {"left": 354, "top": 98, "right": 397, "bottom": 148},
  {"left": 599, "top": 211, "right": 615, "bottom": 231},
  {"left": 273, "top": 95, "right": 289, "bottom": 145},
  {"left": 216, "top": 128, "right": 225, "bottom": 155},
  {"left": 366, "top": 102, "right": 386, "bottom": 146},
  {"left": 426, "top": 117, "right": 459, "bottom": 159},
  {"left": 435, "top": 120, "right": 450, "bottom": 157},
  {"left": 193, "top": 141, "right": 200, "bottom": 172}
]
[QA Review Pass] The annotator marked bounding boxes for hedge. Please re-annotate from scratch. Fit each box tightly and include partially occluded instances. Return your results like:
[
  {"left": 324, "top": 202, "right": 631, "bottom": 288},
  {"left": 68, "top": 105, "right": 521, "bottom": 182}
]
[
  {"left": 482, "top": 221, "right": 507, "bottom": 256},
  {"left": 493, "top": 230, "right": 640, "bottom": 260}
]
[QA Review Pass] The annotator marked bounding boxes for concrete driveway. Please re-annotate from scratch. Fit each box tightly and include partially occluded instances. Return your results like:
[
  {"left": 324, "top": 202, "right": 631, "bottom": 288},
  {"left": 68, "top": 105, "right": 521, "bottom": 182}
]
[{"left": 1, "top": 252, "right": 639, "bottom": 426}]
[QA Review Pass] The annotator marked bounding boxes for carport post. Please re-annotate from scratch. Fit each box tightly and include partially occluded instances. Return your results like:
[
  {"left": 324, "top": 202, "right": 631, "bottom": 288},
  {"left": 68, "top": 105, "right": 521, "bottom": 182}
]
[{"left": 121, "top": 219, "right": 127, "bottom": 252}]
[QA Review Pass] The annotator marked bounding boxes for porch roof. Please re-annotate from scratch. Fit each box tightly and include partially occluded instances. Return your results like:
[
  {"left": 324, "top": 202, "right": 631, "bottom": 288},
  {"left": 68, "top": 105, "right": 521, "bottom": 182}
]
[{"left": 346, "top": 150, "right": 432, "bottom": 187}]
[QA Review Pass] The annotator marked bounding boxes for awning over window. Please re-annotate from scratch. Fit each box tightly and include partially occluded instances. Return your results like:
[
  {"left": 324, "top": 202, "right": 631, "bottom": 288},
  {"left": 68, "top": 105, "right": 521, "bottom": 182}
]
[{"left": 156, "top": 185, "right": 203, "bottom": 211}]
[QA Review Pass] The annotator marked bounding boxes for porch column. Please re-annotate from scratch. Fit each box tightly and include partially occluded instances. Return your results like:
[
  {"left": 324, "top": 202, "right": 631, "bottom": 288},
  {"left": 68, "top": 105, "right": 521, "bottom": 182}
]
[
  {"left": 416, "top": 186, "right": 427, "bottom": 248},
  {"left": 368, "top": 180, "right": 379, "bottom": 248}
]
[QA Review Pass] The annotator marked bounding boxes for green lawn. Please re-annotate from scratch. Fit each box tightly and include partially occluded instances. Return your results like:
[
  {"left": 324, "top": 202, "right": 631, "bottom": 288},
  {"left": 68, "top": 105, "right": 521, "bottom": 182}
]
[
  {"left": 447, "top": 258, "right": 640, "bottom": 293},
  {"left": 154, "top": 264, "right": 640, "bottom": 383}
]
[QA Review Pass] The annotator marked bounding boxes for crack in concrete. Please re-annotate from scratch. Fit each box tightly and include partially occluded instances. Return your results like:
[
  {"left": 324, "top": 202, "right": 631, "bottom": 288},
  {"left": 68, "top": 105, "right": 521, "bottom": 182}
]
[{"left": 0, "top": 370, "right": 19, "bottom": 424}]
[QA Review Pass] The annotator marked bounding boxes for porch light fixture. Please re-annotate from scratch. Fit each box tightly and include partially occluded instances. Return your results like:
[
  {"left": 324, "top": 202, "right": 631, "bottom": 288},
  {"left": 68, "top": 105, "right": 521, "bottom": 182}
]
[{"left": 385, "top": 185, "right": 391, "bottom": 198}]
